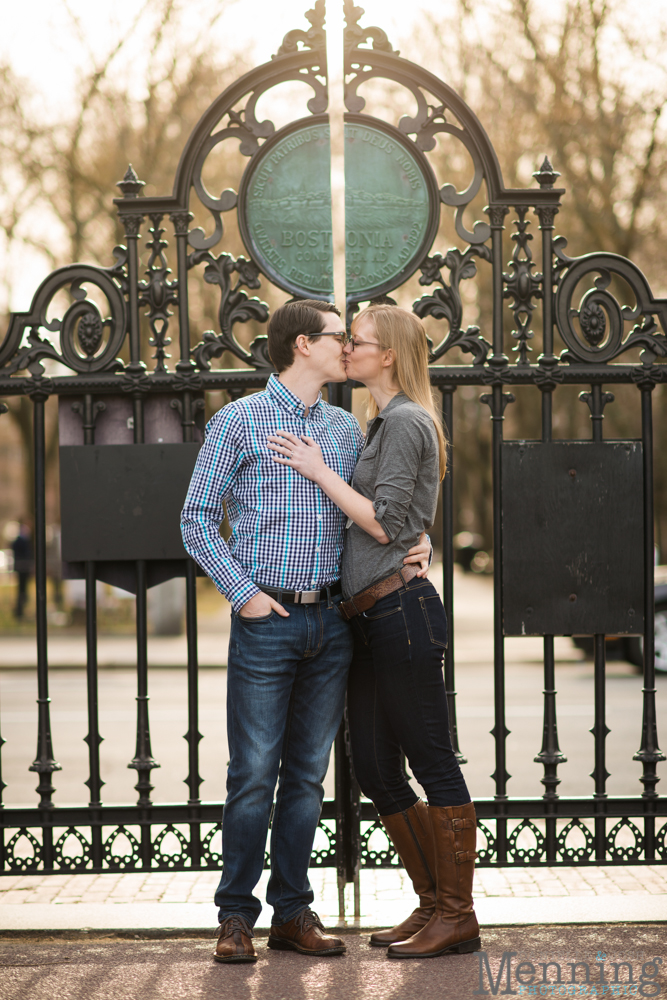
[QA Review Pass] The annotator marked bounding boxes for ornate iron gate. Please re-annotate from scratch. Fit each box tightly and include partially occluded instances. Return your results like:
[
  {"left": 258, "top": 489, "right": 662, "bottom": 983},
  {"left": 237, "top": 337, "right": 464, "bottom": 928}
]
[{"left": 0, "top": 2, "right": 666, "bottom": 887}]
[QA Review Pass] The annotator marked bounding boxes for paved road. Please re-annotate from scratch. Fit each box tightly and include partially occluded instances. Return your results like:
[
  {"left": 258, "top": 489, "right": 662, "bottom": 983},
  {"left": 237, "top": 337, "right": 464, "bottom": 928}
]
[
  {"left": 0, "top": 926, "right": 665, "bottom": 1000},
  {"left": 1, "top": 569, "right": 664, "bottom": 806}
]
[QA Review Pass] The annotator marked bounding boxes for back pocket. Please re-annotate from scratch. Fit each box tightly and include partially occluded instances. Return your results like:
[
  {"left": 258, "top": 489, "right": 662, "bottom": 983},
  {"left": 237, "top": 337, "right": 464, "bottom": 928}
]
[{"left": 419, "top": 595, "right": 448, "bottom": 647}]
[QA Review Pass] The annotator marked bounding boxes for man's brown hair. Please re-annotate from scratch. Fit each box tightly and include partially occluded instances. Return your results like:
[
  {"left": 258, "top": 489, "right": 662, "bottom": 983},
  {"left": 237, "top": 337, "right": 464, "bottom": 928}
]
[{"left": 267, "top": 299, "right": 341, "bottom": 372}]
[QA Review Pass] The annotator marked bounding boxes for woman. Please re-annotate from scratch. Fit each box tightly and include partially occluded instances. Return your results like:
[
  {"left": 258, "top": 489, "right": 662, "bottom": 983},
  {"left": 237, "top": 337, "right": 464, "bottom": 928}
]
[{"left": 267, "top": 305, "right": 479, "bottom": 960}]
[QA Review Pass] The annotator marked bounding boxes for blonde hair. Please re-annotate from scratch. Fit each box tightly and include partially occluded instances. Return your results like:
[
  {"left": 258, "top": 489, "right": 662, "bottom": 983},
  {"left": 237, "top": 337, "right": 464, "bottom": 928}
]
[{"left": 352, "top": 304, "right": 447, "bottom": 480}]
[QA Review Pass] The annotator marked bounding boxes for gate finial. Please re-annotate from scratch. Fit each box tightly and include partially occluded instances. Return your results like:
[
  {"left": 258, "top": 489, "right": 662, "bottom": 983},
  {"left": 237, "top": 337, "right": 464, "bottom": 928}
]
[
  {"left": 533, "top": 156, "right": 561, "bottom": 190},
  {"left": 116, "top": 164, "right": 145, "bottom": 199}
]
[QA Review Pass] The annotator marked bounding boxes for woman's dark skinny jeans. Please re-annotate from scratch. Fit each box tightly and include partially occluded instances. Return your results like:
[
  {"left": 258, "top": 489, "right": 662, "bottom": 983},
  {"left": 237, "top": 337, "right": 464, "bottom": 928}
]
[{"left": 347, "top": 577, "right": 470, "bottom": 816}]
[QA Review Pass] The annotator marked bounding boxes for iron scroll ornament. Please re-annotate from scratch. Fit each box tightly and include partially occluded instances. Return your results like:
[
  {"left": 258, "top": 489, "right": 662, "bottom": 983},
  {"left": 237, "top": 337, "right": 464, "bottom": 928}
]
[
  {"left": 553, "top": 240, "right": 667, "bottom": 364},
  {"left": 0, "top": 257, "right": 128, "bottom": 376}
]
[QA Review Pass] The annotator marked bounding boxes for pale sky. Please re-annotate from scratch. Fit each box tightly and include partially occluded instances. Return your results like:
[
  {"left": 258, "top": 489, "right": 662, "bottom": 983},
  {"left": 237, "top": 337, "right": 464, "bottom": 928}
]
[
  {"left": 2, "top": 0, "right": 435, "bottom": 117},
  {"left": 3, "top": 0, "right": 664, "bottom": 117}
]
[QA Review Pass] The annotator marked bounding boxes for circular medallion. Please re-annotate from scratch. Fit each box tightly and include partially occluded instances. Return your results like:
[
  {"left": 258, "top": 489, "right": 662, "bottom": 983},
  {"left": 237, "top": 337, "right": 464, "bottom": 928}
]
[
  {"left": 344, "top": 115, "right": 439, "bottom": 302},
  {"left": 238, "top": 115, "right": 438, "bottom": 302},
  {"left": 239, "top": 118, "right": 334, "bottom": 299}
]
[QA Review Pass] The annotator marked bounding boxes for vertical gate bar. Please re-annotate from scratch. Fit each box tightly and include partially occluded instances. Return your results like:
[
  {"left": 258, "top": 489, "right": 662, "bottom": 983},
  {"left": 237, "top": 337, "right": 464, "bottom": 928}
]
[
  {"left": 185, "top": 558, "right": 203, "bottom": 865},
  {"left": 81, "top": 395, "right": 104, "bottom": 867},
  {"left": 490, "top": 384, "right": 511, "bottom": 864},
  {"left": 117, "top": 203, "right": 145, "bottom": 375},
  {"left": 485, "top": 205, "right": 510, "bottom": 864},
  {"left": 171, "top": 211, "right": 195, "bottom": 371},
  {"left": 633, "top": 384, "right": 664, "bottom": 859},
  {"left": 592, "top": 633, "right": 609, "bottom": 861},
  {"left": 590, "top": 384, "right": 603, "bottom": 443},
  {"left": 536, "top": 386, "right": 565, "bottom": 860},
  {"left": 586, "top": 384, "right": 609, "bottom": 860},
  {"left": 129, "top": 558, "right": 160, "bottom": 868},
  {"left": 488, "top": 207, "right": 509, "bottom": 363},
  {"left": 29, "top": 393, "right": 61, "bottom": 870},
  {"left": 441, "top": 386, "right": 465, "bottom": 763},
  {"left": 535, "top": 636, "right": 566, "bottom": 861},
  {"left": 334, "top": 712, "right": 360, "bottom": 921},
  {"left": 180, "top": 385, "right": 202, "bottom": 863},
  {"left": 541, "top": 389, "right": 552, "bottom": 444},
  {"left": 535, "top": 202, "right": 558, "bottom": 366},
  {"left": 335, "top": 723, "right": 346, "bottom": 921},
  {"left": 84, "top": 559, "right": 104, "bottom": 867}
]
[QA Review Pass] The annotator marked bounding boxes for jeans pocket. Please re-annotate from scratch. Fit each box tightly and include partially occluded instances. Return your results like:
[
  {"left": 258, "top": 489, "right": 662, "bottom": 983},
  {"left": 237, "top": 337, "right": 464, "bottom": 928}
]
[
  {"left": 362, "top": 602, "right": 401, "bottom": 621},
  {"left": 237, "top": 610, "right": 275, "bottom": 624},
  {"left": 419, "top": 594, "right": 448, "bottom": 647}
]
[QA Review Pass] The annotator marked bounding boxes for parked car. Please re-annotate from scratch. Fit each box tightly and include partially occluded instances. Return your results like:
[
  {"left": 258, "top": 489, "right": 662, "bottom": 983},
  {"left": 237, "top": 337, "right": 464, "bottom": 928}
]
[{"left": 572, "top": 583, "right": 667, "bottom": 673}]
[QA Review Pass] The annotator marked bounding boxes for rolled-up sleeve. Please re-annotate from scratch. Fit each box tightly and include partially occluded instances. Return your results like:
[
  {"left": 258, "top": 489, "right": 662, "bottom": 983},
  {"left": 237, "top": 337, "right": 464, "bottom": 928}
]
[{"left": 372, "top": 413, "right": 429, "bottom": 542}]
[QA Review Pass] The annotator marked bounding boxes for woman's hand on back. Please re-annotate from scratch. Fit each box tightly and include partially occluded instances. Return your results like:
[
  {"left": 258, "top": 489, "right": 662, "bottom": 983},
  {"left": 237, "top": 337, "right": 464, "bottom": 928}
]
[
  {"left": 404, "top": 531, "right": 431, "bottom": 577},
  {"left": 267, "top": 430, "right": 326, "bottom": 482}
]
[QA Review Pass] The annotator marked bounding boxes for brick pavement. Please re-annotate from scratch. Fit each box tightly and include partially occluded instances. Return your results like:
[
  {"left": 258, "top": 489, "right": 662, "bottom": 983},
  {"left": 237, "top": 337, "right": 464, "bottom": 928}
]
[{"left": 2, "top": 864, "right": 666, "bottom": 906}]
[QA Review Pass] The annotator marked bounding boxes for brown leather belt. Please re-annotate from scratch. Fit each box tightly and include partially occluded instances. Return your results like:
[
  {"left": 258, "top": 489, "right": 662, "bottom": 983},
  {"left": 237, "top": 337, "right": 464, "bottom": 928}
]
[{"left": 337, "top": 563, "right": 420, "bottom": 622}]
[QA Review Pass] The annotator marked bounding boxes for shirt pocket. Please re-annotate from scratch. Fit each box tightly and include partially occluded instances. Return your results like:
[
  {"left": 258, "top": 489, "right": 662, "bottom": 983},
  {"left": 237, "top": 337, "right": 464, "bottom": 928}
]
[{"left": 357, "top": 439, "right": 380, "bottom": 463}]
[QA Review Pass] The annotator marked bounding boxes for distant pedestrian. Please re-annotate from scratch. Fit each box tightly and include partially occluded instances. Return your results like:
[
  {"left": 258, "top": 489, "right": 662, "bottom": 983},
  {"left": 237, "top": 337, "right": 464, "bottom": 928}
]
[{"left": 11, "top": 520, "right": 33, "bottom": 619}]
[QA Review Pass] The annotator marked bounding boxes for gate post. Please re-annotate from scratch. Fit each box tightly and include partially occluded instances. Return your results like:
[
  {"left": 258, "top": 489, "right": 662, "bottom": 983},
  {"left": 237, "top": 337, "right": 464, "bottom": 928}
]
[
  {"left": 28, "top": 391, "right": 62, "bottom": 868},
  {"left": 334, "top": 712, "right": 361, "bottom": 922},
  {"left": 634, "top": 382, "right": 666, "bottom": 860}
]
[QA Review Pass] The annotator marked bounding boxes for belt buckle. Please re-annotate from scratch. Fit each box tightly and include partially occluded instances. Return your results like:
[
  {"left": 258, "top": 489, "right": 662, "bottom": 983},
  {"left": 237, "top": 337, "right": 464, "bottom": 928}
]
[{"left": 295, "top": 590, "right": 321, "bottom": 604}]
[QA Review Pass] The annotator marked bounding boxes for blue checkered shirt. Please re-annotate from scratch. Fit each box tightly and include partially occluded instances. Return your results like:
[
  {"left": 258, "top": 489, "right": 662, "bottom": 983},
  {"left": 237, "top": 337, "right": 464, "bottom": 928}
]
[{"left": 181, "top": 374, "right": 364, "bottom": 612}]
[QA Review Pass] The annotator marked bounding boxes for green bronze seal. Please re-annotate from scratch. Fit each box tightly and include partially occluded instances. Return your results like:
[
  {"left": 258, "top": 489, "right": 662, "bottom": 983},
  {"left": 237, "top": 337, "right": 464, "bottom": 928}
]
[
  {"left": 238, "top": 115, "right": 438, "bottom": 301},
  {"left": 239, "top": 118, "right": 334, "bottom": 299},
  {"left": 344, "top": 116, "right": 438, "bottom": 302}
]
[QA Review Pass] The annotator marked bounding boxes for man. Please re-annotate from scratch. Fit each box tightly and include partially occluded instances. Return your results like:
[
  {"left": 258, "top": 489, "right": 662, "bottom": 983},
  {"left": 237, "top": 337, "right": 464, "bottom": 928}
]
[{"left": 181, "top": 300, "right": 427, "bottom": 963}]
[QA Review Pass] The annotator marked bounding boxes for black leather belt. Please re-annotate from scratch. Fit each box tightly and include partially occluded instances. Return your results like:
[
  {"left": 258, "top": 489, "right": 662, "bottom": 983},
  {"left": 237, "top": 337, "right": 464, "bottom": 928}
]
[{"left": 257, "top": 580, "right": 342, "bottom": 604}]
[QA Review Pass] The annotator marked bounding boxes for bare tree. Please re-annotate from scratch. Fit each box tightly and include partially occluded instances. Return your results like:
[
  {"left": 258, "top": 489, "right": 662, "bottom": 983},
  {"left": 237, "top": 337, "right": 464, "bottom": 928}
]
[
  {"left": 412, "top": 0, "right": 667, "bottom": 552},
  {"left": 0, "top": 0, "right": 248, "bottom": 525}
]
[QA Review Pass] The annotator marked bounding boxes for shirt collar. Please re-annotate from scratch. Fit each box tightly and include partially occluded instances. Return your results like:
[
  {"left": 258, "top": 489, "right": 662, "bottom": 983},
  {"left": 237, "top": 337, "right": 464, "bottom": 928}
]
[
  {"left": 267, "top": 373, "right": 323, "bottom": 417},
  {"left": 374, "top": 392, "right": 408, "bottom": 421}
]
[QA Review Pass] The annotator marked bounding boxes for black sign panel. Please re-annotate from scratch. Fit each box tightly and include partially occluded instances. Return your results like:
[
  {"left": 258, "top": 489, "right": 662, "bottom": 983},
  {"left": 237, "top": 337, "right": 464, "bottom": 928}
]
[
  {"left": 501, "top": 441, "right": 644, "bottom": 637},
  {"left": 60, "top": 444, "right": 200, "bottom": 562}
]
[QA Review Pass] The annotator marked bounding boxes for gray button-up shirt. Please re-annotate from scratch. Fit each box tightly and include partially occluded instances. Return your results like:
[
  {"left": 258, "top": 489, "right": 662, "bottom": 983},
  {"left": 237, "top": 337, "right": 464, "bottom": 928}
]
[{"left": 341, "top": 392, "right": 440, "bottom": 598}]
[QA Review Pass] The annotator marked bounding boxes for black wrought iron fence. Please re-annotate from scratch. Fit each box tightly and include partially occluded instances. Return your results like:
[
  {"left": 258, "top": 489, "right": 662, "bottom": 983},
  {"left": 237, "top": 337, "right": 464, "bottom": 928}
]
[{"left": 0, "top": 3, "right": 665, "bottom": 885}]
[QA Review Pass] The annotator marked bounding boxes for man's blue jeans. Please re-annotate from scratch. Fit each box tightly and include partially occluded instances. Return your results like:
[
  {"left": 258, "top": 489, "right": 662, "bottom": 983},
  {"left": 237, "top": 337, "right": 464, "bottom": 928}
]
[{"left": 215, "top": 596, "right": 352, "bottom": 927}]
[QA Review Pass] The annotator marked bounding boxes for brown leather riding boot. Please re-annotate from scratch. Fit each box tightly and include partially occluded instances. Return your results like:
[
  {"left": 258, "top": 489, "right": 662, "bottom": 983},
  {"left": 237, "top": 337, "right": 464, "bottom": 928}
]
[
  {"left": 369, "top": 800, "right": 436, "bottom": 947},
  {"left": 387, "top": 801, "right": 481, "bottom": 959}
]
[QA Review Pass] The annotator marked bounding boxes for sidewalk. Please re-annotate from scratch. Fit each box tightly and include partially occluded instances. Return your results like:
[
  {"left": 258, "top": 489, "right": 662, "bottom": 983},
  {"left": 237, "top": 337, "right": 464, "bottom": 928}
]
[
  {"left": 2, "top": 925, "right": 665, "bottom": 1000},
  {"left": 1, "top": 865, "right": 666, "bottom": 934}
]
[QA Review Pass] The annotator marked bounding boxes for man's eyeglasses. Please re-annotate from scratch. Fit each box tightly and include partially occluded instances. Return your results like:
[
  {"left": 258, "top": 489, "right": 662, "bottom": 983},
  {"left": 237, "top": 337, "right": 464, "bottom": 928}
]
[
  {"left": 306, "top": 331, "right": 350, "bottom": 345},
  {"left": 305, "top": 332, "right": 381, "bottom": 350}
]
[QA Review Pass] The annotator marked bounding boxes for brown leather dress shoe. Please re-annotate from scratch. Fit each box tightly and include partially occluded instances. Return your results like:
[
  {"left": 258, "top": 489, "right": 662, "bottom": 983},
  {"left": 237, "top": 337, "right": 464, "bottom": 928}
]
[
  {"left": 268, "top": 908, "right": 346, "bottom": 956},
  {"left": 214, "top": 915, "right": 258, "bottom": 963}
]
